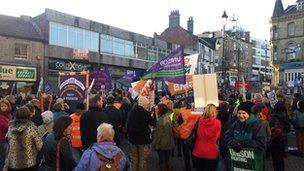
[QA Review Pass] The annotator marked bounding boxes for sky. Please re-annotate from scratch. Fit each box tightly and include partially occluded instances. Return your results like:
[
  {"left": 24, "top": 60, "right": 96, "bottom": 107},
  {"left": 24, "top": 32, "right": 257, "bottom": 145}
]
[{"left": 0, "top": 0, "right": 296, "bottom": 40}]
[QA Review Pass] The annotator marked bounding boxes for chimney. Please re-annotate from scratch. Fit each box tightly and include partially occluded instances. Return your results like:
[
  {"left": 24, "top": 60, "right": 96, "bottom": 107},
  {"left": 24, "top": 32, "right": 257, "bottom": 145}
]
[
  {"left": 169, "top": 10, "right": 180, "bottom": 28},
  {"left": 245, "top": 31, "right": 250, "bottom": 42},
  {"left": 20, "top": 15, "right": 32, "bottom": 21},
  {"left": 187, "top": 17, "right": 194, "bottom": 34}
]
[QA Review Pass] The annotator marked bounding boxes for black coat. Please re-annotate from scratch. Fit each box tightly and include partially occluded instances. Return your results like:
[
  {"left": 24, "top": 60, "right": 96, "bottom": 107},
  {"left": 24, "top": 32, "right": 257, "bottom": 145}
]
[
  {"left": 80, "top": 106, "right": 109, "bottom": 150},
  {"left": 269, "top": 112, "right": 290, "bottom": 147},
  {"left": 127, "top": 105, "right": 156, "bottom": 145},
  {"left": 102, "top": 106, "right": 123, "bottom": 145},
  {"left": 32, "top": 107, "right": 43, "bottom": 127},
  {"left": 42, "top": 133, "right": 76, "bottom": 171}
]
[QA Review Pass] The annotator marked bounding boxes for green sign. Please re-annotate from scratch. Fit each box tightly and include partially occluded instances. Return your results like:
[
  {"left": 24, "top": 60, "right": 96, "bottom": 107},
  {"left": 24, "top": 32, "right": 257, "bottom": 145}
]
[
  {"left": 229, "top": 148, "right": 263, "bottom": 171},
  {"left": 16, "top": 68, "right": 35, "bottom": 79}
]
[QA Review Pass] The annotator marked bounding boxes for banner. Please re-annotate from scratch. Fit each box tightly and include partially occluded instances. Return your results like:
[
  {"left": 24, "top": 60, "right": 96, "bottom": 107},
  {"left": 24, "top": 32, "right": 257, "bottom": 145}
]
[
  {"left": 141, "top": 46, "right": 185, "bottom": 84},
  {"left": 167, "top": 75, "right": 193, "bottom": 96},
  {"left": 184, "top": 54, "right": 198, "bottom": 75},
  {"left": 59, "top": 73, "right": 87, "bottom": 102},
  {"left": 122, "top": 70, "right": 136, "bottom": 83},
  {"left": 229, "top": 148, "right": 263, "bottom": 171},
  {"left": 89, "top": 69, "right": 112, "bottom": 91}
]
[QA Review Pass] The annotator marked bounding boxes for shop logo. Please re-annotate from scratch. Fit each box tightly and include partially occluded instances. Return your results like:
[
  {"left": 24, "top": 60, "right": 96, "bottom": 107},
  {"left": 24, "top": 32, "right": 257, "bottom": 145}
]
[{"left": 16, "top": 69, "right": 35, "bottom": 79}]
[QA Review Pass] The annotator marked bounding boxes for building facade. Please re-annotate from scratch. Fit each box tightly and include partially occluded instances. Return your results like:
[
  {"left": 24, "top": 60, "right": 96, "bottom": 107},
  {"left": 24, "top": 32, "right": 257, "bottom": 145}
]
[
  {"left": 32, "top": 9, "right": 171, "bottom": 92},
  {"left": 0, "top": 15, "right": 44, "bottom": 96},
  {"left": 270, "top": 0, "right": 304, "bottom": 87}
]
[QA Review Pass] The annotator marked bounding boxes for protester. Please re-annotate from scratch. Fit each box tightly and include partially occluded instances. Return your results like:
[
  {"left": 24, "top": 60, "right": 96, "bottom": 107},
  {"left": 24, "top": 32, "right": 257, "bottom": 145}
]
[
  {"left": 252, "top": 103, "right": 271, "bottom": 144},
  {"left": 75, "top": 123, "right": 129, "bottom": 171},
  {"left": 153, "top": 103, "right": 175, "bottom": 171},
  {"left": 292, "top": 99, "right": 304, "bottom": 156},
  {"left": 5, "top": 95, "right": 17, "bottom": 115},
  {"left": 40, "top": 116, "right": 76, "bottom": 170},
  {"left": 192, "top": 104, "right": 221, "bottom": 171},
  {"left": 224, "top": 101, "right": 267, "bottom": 153},
  {"left": 7, "top": 106, "right": 43, "bottom": 171},
  {"left": 270, "top": 102, "right": 290, "bottom": 171},
  {"left": 37, "top": 111, "right": 54, "bottom": 139},
  {"left": 0, "top": 99, "right": 12, "bottom": 170},
  {"left": 30, "top": 99, "right": 44, "bottom": 126},
  {"left": 103, "top": 95, "right": 123, "bottom": 146},
  {"left": 70, "top": 103, "right": 85, "bottom": 163},
  {"left": 80, "top": 94, "right": 108, "bottom": 150},
  {"left": 127, "top": 96, "right": 156, "bottom": 171},
  {"left": 52, "top": 102, "right": 69, "bottom": 122}
]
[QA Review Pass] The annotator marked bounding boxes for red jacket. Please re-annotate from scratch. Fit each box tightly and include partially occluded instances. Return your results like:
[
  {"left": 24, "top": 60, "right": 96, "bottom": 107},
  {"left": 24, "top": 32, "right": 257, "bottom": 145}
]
[
  {"left": 0, "top": 112, "right": 11, "bottom": 143},
  {"left": 192, "top": 117, "right": 221, "bottom": 159}
]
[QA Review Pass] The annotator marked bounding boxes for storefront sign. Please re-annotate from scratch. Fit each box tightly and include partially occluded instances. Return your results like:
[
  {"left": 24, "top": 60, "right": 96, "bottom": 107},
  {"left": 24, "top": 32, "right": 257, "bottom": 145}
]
[
  {"left": 72, "top": 49, "right": 89, "bottom": 60},
  {"left": 59, "top": 73, "right": 87, "bottom": 102},
  {"left": 229, "top": 148, "right": 263, "bottom": 171},
  {"left": 49, "top": 59, "right": 91, "bottom": 72},
  {"left": 0, "top": 65, "right": 36, "bottom": 82}
]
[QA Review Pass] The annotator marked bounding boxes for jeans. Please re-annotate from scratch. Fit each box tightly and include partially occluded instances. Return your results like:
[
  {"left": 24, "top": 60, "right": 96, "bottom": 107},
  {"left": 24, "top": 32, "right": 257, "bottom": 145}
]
[
  {"left": 71, "top": 147, "right": 83, "bottom": 163},
  {"left": 157, "top": 150, "right": 171, "bottom": 166},
  {"left": 0, "top": 142, "right": 8, "bottom": 170},
  {"left": 130, "top": 144, "right": 150, "bottom": 171},
  {"left": 182, "top": 141, "right": 193, "bottom": 171}
]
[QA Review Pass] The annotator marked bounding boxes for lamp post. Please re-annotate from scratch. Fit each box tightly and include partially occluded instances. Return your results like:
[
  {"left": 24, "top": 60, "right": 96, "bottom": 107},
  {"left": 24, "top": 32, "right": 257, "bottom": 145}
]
[
  {"left": 264, "top": 40, "right": 268, "bottom": 83},
  {"left": 221, "top": 10, "right": 228, "bottom": 95}
]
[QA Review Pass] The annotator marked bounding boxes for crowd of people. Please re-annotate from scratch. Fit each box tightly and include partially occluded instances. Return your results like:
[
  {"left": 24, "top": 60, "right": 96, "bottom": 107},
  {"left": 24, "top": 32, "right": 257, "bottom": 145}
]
[{"left": 0, "top": 89, "right": 303, "bottom": 171}]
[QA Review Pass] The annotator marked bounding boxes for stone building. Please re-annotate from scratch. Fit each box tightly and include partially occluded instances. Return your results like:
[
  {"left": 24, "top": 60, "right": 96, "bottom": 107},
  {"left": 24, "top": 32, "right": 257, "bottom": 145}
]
[
  {"left": 270, "top": 0, "right": 304, "bottom": 87},
  {"left": 0, "top": 14, "right": 44, "bottom": 96}
]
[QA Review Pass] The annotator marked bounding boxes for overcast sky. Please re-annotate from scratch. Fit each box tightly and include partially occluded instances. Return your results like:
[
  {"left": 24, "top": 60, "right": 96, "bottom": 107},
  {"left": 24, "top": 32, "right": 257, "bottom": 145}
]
[{"left": 0, "top": 0, "right": 296, "bottom": 40}]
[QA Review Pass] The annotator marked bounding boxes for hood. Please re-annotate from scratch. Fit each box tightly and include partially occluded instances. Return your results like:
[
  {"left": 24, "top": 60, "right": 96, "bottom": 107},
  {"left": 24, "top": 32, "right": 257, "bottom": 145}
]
[
  {"left": 198, "top": 118, "right": 219, "bottom": 141},
  {"left": 92, "top": 142, "right": 122, "bottom": 159},
  {"left": 10, "top": 119, "right": 31, "bottom": 134},
  {"left": 244, "top": 114, "right": 258, "bottom": 125}
]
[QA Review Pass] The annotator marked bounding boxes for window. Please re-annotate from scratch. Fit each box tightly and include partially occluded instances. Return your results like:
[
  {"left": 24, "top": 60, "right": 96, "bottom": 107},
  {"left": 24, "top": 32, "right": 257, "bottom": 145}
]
[
  {"left": 272, "top": 26, "right": 278, "bottom": 39},
  {"left": 287, "top": 22, "right": 295, "bottom": 36},
  {"left": 49, "top": 22, "right": 98, "bottom": 52},
  {"left": 14, "top": 43, "right": 28, "bottom": 59},
  {"left": 288, "top": 73, "right": 291, "bottom": 81},
  {"left": 100, "top": 34, "right": 135, "bottom": 58},
  {"left": 297, "top": 2, "right": 304, "bottom": 10}
]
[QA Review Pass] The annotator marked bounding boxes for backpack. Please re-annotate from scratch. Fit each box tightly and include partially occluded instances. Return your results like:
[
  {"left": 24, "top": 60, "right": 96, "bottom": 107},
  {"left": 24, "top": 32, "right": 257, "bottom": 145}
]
[{"left": 95, "top": 151, "right": 123, "bottom": 171}]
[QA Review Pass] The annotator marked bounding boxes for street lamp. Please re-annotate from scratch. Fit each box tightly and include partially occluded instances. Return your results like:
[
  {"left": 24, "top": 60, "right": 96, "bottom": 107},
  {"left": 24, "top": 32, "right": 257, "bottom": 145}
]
[{"left": 221, "top": 10, "right": 228, "bottom": 95}]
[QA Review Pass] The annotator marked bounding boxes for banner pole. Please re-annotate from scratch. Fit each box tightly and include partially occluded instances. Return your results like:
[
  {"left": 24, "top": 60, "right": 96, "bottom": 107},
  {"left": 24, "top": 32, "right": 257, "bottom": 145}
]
[{"left": 86, "top": 70, "right": 90, "bottom": 111}]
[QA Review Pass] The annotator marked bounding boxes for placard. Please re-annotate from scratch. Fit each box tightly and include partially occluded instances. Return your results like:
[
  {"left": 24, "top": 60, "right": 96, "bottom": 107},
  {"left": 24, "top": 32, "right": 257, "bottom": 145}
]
[
  {"left": 193, "top": 74, "right": 219, "bottom": 108},
  {"left": 267, "top": 90, "right": 278, "bottom": 108},
  {"left": 229, "top": 148, "right": 263, "bottom": 171}
]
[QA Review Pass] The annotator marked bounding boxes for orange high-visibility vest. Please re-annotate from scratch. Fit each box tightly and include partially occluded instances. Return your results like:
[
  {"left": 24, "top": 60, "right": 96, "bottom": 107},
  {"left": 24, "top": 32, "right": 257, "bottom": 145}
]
[
  {"left": 70, "top": 114, "right": 82, "bottom": 148},
  {"left": 177, "top": 108, "right": 200, "bottom": 139}
]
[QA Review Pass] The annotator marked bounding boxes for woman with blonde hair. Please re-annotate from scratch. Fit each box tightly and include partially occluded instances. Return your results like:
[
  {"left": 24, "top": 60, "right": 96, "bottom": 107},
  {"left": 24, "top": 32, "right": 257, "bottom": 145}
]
[{"left": 192, "top": 104, "right": 221, "bottom": 171}]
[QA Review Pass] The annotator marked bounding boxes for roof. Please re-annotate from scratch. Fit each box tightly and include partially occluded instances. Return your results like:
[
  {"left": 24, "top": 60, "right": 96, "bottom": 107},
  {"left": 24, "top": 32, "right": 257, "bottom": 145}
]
[
  {"left": 0, "top": 14, "right": 43, "bottom": 41},
  {"left": 273, "top": 0, "right": 285, "bottom": 17},
  {"left": 280, "top": 61, "right": 304, "bottom": 70},
  {"left": 284, "top": 5, "right": 297, "bottom": 15},
  {"left": 159, "top": 26, "right": 196, "bottom": 46}
]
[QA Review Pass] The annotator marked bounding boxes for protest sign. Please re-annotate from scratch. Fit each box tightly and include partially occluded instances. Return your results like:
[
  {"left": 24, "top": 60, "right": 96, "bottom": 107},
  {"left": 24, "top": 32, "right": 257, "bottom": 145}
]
[
  {"left": 229, "top": 148, "right": 263, "bottom": 171},
  {"left": 89, "top": 69, "right": 112, "bottom": 91},
  {"left": 167, "top": 75, "right": 193, "bottom": 96},
  {"left": 267, "top": 90, "right": 278, "bottom": 108},
  {"left": 193, "top": 74, "right": 219, "bottom": 108},
  {"left": 184, "top": 54, "right": 198, "bottom": 75}
]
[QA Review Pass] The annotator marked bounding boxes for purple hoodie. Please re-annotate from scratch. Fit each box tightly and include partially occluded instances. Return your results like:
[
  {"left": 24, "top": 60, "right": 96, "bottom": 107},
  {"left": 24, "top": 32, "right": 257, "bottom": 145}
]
[{"left": 75, "top": 141, "right": 129, "bottom": 171}]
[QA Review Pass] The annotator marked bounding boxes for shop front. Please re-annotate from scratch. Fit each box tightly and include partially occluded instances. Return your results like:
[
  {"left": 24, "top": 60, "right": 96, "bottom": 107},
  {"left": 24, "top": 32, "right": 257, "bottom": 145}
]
[{"left": 0, "top": 64, "right": 38, "bottom": 96}]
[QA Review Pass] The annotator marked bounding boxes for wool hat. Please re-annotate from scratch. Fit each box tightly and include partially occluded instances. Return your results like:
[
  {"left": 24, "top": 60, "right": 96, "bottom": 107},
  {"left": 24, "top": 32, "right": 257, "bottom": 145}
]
[
  {"left": 41, "top": 111, "right": 53, "bottom": 124},
  {"left": 237, "top": 102, "right": 254, "bottom": 115}
]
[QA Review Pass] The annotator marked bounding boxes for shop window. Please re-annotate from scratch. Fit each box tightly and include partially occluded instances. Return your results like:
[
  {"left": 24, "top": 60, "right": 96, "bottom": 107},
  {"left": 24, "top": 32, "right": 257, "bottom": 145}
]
[
  {"left": 14, "top": 43, "right": 28, "bottom": 60},
  {"left": 287, "top": 22, "right": 295, "bottom": 36}
]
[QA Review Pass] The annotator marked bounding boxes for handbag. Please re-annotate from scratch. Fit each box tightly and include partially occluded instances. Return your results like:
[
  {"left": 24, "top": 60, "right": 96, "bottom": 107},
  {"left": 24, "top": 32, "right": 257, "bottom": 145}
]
[{"left": 184, "top": 118, "right": 200, "bottom": 149}]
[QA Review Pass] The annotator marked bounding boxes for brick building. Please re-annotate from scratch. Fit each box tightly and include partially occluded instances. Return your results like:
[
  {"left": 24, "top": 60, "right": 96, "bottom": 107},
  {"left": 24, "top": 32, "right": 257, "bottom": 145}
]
[{"left": 0, "top": 15, "right": 44, "bottom": 96}]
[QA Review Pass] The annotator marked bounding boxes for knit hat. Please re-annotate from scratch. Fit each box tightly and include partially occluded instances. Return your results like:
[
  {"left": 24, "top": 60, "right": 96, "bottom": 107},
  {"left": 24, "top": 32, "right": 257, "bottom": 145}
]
[
  {"left": 138, "top": 96, "right": 150, "bottom": 110},
  {"left": 237, "top": 102, "right": 254, "bottom": 115},
  {"left": 41, "top": 111, "right": 53, "bottom": 124}
]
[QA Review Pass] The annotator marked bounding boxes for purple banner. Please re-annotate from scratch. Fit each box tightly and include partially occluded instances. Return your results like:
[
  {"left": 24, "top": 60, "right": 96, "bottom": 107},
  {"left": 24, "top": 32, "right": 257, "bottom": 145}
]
[
  {"left": 142, "top": 46, "right": 185, "bottom": 84},
  {"left": 90, "top": 69, "right": 112, "bottom": 91},
  {"left": 59, "top": 74, "right": 86, "bottom": 102},
  {"left": 122, "top": 70, "right": 136, "bottom": 83}
]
